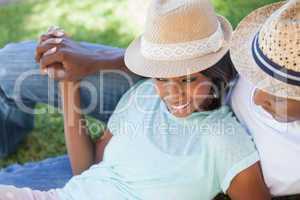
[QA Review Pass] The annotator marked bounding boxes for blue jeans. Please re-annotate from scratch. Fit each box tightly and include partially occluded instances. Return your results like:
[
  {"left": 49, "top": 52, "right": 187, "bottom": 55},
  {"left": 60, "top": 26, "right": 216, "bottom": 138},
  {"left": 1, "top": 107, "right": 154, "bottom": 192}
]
[
  {"left": 0, "top": 156, "right": 72, "bottom": 191},
  {"left": 0, "top": 41, "right": 143, "bottom": 190}
]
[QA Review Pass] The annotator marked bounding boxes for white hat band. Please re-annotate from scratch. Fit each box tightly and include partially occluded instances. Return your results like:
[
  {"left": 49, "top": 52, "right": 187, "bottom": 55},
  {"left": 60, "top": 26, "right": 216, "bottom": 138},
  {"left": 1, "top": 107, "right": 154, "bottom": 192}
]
[{"left": 141, "top": 21, "right": 225, "bottom": 61}]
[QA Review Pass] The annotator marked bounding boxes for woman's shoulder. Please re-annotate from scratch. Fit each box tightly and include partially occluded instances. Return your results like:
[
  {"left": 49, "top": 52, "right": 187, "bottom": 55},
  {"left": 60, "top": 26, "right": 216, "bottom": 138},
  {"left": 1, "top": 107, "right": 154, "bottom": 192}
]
[
  {"left": 202, "top": 106, "right": 259, "bottom": 178},
  {"left": 205, "top": 106, "right": 241, "bottom": 129},
  {"left": 120, "top": 79, "right": 156, "bottom": 100},
  {"left": 203, "top": 106, "right": 255, "bottom": 149},
  {"left": 111, "top": 78, "right": 158, "bottom": 114}
]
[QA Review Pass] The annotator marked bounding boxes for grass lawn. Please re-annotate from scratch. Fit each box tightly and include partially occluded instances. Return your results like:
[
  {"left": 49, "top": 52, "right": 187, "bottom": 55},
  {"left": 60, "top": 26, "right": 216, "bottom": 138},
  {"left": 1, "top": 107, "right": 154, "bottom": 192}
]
[{"left": 1, "top": 0, "right": 299, "bottom": 199}]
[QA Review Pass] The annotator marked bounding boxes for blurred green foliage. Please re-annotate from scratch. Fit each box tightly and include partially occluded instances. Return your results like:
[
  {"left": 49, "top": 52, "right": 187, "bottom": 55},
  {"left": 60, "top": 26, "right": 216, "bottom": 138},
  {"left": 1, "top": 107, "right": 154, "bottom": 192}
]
[{"left": 212, "top": 0, "right": 281, "bottom": 27}]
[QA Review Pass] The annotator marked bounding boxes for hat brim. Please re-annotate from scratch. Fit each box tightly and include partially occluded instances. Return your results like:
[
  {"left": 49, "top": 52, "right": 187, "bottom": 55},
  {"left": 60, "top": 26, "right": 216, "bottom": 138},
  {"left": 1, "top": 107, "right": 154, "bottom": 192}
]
[
  {"left": 230, "top": 1, "right": 300, "bottom": 100},
  {"left": 124, "top": 16, "right": 233, "bottom": 78}
]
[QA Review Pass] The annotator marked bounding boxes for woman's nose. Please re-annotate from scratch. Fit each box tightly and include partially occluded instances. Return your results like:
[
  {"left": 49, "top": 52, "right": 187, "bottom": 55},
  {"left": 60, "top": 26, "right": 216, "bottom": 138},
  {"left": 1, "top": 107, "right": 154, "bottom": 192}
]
[
  {"left": 165, "top": 81, "right": 185, "bottom": 98},
  {"left": 253, "top": 89, "right": 271, "bottom": 108}
]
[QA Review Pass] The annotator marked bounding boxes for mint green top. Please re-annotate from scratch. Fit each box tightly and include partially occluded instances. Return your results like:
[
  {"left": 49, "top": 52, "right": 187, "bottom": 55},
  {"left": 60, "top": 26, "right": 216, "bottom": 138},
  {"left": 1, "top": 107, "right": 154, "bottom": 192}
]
[{"left": 57, "top": 79, "right": 259, "bottom": 200}]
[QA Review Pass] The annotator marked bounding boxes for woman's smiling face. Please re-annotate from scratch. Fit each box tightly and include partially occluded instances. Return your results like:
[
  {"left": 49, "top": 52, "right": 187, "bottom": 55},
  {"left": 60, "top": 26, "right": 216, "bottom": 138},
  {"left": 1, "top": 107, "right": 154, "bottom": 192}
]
[
  {"left": 154, "top": 72, "right": 214, "bottom": 118},
  {"left": 253, "top": 89, "right": 300, "bottom": 122}
]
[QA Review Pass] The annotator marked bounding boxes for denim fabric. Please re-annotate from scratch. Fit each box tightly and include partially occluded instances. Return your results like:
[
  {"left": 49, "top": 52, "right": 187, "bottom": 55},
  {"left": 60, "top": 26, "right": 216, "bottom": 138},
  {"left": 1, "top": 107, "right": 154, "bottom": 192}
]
[
  {"left": 0, "top": 41, "right": 143, "bottom": 158},
  {"left": 0, "top": 156, "right": 71, "bottom": 191},
  {"left": 0, "top": 87, "right": 34, "bottom": 159}
]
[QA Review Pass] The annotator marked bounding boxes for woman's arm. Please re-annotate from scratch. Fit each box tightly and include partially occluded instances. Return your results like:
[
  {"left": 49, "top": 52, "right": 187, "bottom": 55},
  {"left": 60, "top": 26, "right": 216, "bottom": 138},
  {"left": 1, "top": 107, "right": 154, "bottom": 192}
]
[
  {"left": 95, "top": 130, "right": 113, "bottom": 163},
  {"left": 60, "top": 81, "right": 95, "bottom": 175},
  {"left": 227, "top": 162, "right": 271, "bottom": 200}
]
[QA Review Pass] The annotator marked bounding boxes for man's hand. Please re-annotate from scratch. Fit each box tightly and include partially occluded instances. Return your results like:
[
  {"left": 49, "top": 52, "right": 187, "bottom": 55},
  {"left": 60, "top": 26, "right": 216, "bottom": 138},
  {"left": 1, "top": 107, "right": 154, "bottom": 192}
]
[
  {"left": 37, "top": 37, "right": 100, "bottom": 81},
  {"left": 35, "top": 27, "right": 66, "bottom": 79},
  {"left": 36, "top": 27, "right": 127, "bottom": 81},
  {"left": 36, "top": 28, "right": 100, "bottom": 81}
]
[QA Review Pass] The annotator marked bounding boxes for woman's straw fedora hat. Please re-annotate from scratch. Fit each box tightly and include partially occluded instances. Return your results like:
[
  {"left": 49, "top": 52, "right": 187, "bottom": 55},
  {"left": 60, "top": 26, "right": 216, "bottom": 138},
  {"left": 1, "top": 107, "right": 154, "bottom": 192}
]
[
  {"left": 230, "top": 0, "right": 300, "bottom": 100},
  {"left": 125, "top": 0, "right": 233, "bottom": 78}
]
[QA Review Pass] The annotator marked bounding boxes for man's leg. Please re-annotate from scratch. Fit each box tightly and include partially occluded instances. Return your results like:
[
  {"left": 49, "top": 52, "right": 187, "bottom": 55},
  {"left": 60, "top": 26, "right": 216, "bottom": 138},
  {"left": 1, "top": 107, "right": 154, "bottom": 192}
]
[
  {"left": 0, "top": 41, "right": 37, "bottom": 158},
  {"left": 0, "top": 155, "right": 72, "bottom": 190},
  {"left": 0, "top": 40, "right": 143, "bottom": 158}
]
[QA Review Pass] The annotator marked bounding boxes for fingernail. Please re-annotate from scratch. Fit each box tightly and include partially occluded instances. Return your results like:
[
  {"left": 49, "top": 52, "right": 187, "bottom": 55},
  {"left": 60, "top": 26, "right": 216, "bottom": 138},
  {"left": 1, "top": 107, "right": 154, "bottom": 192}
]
[
  {"left": 41, "top": 68, "right": 48, "bottom": 75},
  {"left": 54, "top": 38, "right": 63, "bottom": 44},
  {"left": 44, "top": 47, "right": 57, "bottom": 56},
  {"left": 47, "top": 68, "right": 55, "bottom": 78},
  {"left": 57, "top": 70, "right": 66, "bottom": 78},
  {"left": 47, "top": 26, "right": 55, "bottom": 32},
  {"left": 48, "top": 25, "right": 60, "bottom": 32},
  {"left": 50, "top": 47, "right": 57, "bottom": 53},
  {"left": 54, "top": 31, "right": 64, "bottom": 37}
]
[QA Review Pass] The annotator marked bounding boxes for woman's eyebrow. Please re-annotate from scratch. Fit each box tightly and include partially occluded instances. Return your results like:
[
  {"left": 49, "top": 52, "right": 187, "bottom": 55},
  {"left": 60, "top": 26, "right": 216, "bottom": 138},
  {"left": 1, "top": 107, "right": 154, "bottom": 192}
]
[{"left": 182, "top": 75, "right": 198, "bottom": 79}]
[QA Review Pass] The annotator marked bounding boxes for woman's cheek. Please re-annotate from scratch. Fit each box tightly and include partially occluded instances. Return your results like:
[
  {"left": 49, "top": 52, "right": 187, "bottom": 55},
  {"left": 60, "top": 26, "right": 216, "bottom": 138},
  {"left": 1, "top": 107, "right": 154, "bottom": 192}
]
[
  {"left": 194, "top": 84, "right": 211, "bottom": 98},
  {"left": 190, "top": 85, "right": 211, "bottom": 105}
]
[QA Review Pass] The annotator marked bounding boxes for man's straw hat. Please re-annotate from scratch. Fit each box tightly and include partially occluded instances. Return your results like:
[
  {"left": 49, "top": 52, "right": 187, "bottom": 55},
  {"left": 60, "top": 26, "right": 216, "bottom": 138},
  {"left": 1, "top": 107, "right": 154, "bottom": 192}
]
[
  {"left": 125, "top": 0, "right": 233, "bottom": 78},
  {"left": 230, "top": 0, "right": 300, "bottom": 100}
]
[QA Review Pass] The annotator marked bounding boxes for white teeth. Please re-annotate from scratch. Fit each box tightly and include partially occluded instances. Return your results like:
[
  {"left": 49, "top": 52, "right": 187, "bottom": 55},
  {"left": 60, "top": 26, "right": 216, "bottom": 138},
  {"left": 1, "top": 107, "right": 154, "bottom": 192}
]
[{"left": 170, "top": 103, "right": 190, "bottom": 110}]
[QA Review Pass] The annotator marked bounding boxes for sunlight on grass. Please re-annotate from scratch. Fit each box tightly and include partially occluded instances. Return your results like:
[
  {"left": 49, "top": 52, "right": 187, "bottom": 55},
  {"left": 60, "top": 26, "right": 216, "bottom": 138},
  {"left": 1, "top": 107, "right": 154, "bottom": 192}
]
[
  {"left": 26, "top": 0, "right": 137, "bottom": 47},
  {"left": 0, "top": 0, "right": 139, "bottom": 48},
  {"left": 212, "top": 0, "right": 281, "bottom": 27}
]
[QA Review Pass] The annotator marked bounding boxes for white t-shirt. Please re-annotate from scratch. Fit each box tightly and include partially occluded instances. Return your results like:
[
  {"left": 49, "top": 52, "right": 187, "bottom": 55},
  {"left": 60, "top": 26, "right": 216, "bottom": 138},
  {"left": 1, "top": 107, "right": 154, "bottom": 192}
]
[{"left": 231, "top": 77, "right": 300, "bottom": 196}]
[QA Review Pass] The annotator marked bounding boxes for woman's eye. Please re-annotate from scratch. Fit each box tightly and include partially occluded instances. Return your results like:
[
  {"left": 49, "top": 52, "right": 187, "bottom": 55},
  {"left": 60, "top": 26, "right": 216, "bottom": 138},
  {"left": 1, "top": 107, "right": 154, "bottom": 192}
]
[
  {"left": 156, "top": 78, "right": 167, "bottom": 82},
  {"left": 182, "top": 77, "right": 197, "bottom": 83}
]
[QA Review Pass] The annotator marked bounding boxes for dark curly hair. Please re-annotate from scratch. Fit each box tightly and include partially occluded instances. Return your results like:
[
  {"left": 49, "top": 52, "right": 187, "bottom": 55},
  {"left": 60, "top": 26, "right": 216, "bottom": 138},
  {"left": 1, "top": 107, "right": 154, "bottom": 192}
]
[{"left": 200, "top": 52, "right": 237, "bottom": 111}]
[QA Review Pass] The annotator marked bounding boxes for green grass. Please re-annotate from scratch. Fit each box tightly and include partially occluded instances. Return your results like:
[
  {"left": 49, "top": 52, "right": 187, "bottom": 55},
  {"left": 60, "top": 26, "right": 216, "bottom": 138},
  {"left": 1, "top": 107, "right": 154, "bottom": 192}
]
[{"left": 2, "top": 0, "right": 298, "bottom": 199}]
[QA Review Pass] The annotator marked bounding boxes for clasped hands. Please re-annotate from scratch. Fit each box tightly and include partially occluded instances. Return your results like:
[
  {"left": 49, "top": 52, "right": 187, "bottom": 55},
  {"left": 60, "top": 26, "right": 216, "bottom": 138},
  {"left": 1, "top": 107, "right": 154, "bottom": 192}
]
[{"left": 35, "top": 26, "right": 96, "bottom": 81}]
